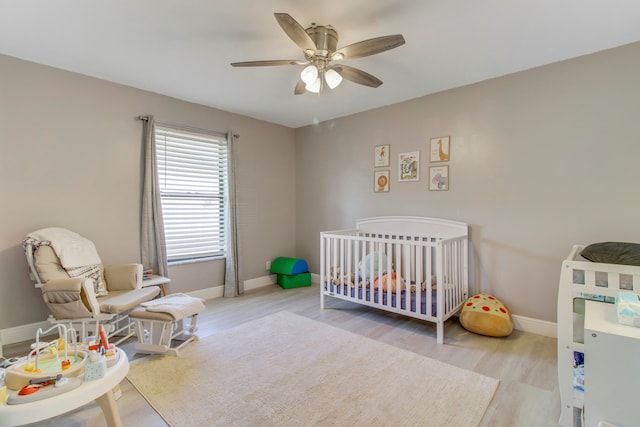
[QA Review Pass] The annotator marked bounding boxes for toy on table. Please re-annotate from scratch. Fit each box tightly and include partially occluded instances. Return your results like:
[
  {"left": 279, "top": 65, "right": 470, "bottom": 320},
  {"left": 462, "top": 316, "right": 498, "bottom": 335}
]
[{"left": 4, "top": 324, "right": 88, "bottom": 391}]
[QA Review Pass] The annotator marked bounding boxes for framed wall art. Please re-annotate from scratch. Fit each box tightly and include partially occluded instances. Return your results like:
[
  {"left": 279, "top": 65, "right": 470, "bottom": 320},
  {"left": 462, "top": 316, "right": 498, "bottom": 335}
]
[
  {"left": 429, "top": 136, "right": 450, "bottom": 162},
  {"left": 374, "top": 144, "right": 390, "bottom": 167},
  {"left": 429, "top": 165, "right": 449, "bottom": 191},
  {"left": 398, "top": 151, "right": 419, "bottom": 182},
  {"left": 374, "top": 170, "right": 390, "bottom": 193}
]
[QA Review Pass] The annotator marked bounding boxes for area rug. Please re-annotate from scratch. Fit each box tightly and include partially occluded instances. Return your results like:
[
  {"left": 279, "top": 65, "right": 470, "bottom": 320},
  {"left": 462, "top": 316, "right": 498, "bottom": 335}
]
[{"left": 127, "top": 311, "right": 498, "bottom": 427}]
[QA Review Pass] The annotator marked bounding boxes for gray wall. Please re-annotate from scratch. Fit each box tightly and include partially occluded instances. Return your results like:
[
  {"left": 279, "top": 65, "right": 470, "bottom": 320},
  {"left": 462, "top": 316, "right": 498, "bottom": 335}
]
[
  {"left": 2, "top": 42, "right": 639, "bottom": 331},
  {"left": 295, "top": 42, "right": 640, "bottom": 323},
  {"left": 0, "top": 54, "right": 296, "bottom": 329}
]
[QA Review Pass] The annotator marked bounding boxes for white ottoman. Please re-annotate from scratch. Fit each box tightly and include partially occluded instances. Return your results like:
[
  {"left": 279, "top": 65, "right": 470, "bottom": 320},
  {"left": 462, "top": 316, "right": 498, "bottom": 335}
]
[{"left": 130, "top": 293, "right": 205, "bottom": 356}]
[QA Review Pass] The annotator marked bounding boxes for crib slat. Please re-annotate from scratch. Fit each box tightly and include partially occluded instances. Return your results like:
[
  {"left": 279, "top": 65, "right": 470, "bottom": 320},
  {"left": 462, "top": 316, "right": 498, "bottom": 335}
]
[
  {"left": 377, "top": 245, "right": 385, "bottom": 306},
  {"left": 426, "top": 244, "right": 433, "bottom": 317},
  {"left": 346, "top": 239, "right": 352, "bottom": 291},
  {"left": 354, "top": 237, "right": 360, "bottom": 292},
  {"left": 386, "top": 241, "right": 393, "bottom": 306},
  {"left": 412, "top": 244, "right": 419, "bottom": 314},
  {"left": 320, "top": 234, "right": 326, "bottom": 306},
  {"left": 436, "top": 241, "right": 444, "bottom": 317}
]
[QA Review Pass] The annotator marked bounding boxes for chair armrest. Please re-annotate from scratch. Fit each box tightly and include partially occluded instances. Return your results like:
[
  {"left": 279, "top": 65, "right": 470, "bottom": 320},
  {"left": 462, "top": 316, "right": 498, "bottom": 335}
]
[
  {"left": 41, "top": 278, "right": 100, "bottom": 318},
  {"left": 104, "top": 264, "right": 143, "bottom": 291}
]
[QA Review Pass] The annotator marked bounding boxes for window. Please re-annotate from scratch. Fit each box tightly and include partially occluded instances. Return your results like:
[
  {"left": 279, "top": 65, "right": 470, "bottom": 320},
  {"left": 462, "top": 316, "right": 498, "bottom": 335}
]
[{"left": 155, "top": 124, "right": 228, "bottom": 263}]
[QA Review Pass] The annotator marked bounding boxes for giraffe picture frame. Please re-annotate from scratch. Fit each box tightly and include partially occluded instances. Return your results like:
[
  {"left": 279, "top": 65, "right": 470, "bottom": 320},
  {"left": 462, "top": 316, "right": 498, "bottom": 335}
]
[{"left": 429, "top": 136, "right": 450, "bottom": 163}]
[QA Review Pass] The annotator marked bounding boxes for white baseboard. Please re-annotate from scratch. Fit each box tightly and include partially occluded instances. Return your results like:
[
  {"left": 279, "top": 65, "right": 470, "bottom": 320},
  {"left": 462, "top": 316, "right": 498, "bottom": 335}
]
[
  {"left": 0, "top": 274, "right": 556, "bottom": 348},
  {"left": 188, "top": 286, "right": 224, "bottom": 301},
  {"left": 512, "top": 314, "right": 556, "bottom": 338},
  {"left": 244, "top": 274, "right": 276, "bottom": 291},
  {"left": 187, "top": 275, "right": 277, "bottom": 300},
  {"left": 1, "top": 320, "right": 51, "bottom": 348}
]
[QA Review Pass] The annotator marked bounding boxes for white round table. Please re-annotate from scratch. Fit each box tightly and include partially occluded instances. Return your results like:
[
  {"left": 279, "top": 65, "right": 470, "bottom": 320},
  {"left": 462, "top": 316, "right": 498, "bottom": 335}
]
[{"left": 0, "top": 348, "right": 129, "bottom": 427}]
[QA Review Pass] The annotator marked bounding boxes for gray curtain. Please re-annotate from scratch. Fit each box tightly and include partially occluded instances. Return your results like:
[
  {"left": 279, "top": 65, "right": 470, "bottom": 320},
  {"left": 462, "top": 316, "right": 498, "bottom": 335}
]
[
  {"left": 141, "top": 116, "right": 168, "bottom": 277},
  {"left": 224, "top": 132, "right": 241, "bottom": 297}
]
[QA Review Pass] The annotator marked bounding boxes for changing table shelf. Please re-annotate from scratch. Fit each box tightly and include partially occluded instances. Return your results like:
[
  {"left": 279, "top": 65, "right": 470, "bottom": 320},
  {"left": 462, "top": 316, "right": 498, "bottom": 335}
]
[{"left": 584, "top": 300, "right": 640, "bottom": 427}]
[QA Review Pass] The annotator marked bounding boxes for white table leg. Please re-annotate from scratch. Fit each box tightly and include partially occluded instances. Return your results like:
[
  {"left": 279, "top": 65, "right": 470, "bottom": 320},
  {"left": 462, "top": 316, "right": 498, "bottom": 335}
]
[{"left": 95, "top": 388, "right": 122, "bottom": 427}]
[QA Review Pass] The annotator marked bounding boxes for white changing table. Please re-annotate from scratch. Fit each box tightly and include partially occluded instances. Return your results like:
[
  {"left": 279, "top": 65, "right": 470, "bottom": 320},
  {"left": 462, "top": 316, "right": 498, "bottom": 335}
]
[{"left": 584, "top": 300, "right": 640, "bottom": 427}]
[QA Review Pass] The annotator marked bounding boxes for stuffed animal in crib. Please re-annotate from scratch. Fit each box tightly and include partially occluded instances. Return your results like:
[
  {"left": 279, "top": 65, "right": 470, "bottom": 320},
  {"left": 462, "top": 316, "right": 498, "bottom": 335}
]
[
  {"left": 373, "top": 272, "right": 406, "bottom": 293},
  {"left": 409, "top": 275, "right": 437, "bottom": 292},
  {"left": 358, "top": 251, "right": 389, "bottom": 280},
  {"left": 326, "top": 267, "right": 355, "bottom": 287}
]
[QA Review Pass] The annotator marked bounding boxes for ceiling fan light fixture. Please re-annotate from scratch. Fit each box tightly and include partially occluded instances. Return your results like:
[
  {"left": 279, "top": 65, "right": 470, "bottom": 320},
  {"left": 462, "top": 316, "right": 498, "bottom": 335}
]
[
  {"left": 231, "top": 13, "right": 406, "bottom": 96},
  {"left": 324, "top": 69, "right": 343, "bottom": 89},
  {"left": 305, "top": 77, "right": 321, "bottom": 93},
  {"left": 300, "top": 65, "right": 318, "bottom": 85}
]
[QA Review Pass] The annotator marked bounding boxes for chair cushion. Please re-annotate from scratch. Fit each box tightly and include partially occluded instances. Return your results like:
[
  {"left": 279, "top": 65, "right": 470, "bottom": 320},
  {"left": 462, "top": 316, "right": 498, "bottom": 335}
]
[
  {"left": 34, "top": 245, "right": 68, "bottom": 281},
  {"left": 581, "top": 242, "right": 640, "bottom": 266},
  {"left": 98, "top": 287, "right": 160, "bottom": 313},
  {"left": 104, "top": 264, "right": 142, "bottom": 291},
  {"left": 35, "top": 245, "right": 108, "bottom": 296}
]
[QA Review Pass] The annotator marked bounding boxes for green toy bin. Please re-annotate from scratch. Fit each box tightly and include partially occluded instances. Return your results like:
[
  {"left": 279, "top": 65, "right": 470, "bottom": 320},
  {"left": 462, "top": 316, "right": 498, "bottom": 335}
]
[{"left": 277, "top": 272, "right": 311, "bottom": 289}]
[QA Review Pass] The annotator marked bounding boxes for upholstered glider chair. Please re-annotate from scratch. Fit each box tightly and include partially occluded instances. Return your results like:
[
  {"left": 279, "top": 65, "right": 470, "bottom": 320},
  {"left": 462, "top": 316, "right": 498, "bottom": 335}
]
[{"left": 23, "top": 228, "right": 161, "bottom": 345}]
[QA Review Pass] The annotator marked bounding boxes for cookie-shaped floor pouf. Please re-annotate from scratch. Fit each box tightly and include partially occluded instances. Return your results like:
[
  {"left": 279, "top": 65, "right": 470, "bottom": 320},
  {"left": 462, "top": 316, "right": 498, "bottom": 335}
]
[{"left": 460, "top": 293, "right": 513, "bottom": 337}]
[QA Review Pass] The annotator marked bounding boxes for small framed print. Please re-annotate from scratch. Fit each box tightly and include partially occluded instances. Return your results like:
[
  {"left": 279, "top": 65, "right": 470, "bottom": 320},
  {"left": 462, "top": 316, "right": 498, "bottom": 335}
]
[
  {"left": 429, "top": 165, "right": 449, "bottom": 191},
  {"left": 374, "top": 144, "right": 390, "bottom": 167},
  {"left": 429, "top": 136, "right": 450, "bottom": 162},
  {"left": 374, "top": 170, "right": 390, "bottom": 193},
  {"left": 398, "top": 151, "right": 419, "bottom": 182}
]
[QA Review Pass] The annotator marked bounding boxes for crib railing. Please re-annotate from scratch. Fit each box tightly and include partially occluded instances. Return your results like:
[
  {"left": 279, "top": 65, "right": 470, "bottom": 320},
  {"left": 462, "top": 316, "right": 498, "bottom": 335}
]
[{"left": 320, "top": 229, "right": 468, "bottom": 323}]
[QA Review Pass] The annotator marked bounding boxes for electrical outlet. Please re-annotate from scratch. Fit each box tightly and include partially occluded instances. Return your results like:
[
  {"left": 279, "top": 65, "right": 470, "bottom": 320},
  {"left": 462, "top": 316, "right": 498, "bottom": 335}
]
[{"left": 266, "top": 260, "right": 271, "bottom": 270}]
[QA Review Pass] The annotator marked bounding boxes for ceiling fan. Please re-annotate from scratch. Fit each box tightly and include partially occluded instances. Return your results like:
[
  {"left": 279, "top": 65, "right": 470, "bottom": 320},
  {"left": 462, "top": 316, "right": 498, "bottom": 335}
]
[{"left": 231, "top": 13, "right": 405, "bottom": 95}]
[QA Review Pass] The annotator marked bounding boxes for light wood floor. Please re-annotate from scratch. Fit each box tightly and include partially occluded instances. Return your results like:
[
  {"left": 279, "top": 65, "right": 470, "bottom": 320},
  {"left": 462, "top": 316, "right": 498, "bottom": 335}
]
[{"left": 3, "top": 284, "right": 561, "bottom": 426}]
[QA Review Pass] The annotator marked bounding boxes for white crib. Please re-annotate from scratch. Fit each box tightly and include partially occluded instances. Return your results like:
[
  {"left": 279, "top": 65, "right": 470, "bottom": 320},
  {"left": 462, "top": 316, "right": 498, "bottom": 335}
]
[
  {"left": 320, "top": 216, "right": 468, "bottom": 344},
  {"left": 557, "top": 244, "right": 640, "bottom": 426}
]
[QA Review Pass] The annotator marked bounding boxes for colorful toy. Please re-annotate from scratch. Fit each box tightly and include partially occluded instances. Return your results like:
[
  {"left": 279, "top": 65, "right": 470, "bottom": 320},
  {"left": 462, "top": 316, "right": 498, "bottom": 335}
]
[
  {"left": 326, "top": 266, "right": 356, "bottom": 288},
  {"left": 270, "top": 257, "right": 311, "bottom": 288},
  {"left": 99, "top": 324, "right": 110, "bottom": 350},
  {"left": 373, "top": 272, "right": 406, "bottom": 293},
  {"left": 4, "top": 324, "right": 88, "bottom": 391}
]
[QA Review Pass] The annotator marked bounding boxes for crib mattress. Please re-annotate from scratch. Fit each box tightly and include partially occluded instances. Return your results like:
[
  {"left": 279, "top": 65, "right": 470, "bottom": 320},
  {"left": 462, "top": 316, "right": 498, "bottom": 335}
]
[{"left": 326, "top": 284, "right": 437, "bottom": 315}]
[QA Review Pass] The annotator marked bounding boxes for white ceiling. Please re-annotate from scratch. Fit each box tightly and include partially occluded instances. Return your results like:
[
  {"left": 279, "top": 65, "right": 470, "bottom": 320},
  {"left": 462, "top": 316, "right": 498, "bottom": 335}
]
[{"left": 2, "top": 0, "right": 640, "bottom": 128}]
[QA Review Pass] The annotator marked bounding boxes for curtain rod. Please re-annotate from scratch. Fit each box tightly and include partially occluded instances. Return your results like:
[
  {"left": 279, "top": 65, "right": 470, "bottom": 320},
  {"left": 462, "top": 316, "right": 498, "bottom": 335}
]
[{"left": 136, "top": 115, "right": 237, "bottom": 139}]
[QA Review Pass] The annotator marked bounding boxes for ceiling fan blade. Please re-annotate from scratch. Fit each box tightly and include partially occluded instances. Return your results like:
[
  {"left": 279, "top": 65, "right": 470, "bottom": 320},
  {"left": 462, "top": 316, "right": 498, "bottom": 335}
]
[
  {"left": 332, "top": 65, "right": 383, "bottom": 88},
  {"left": 294, "top": 79, "right": 306, "bottom": 95},
  {"left": 274, "top": 13, "right": 317, "bottom": 53},
  {"left": 231, "top": 60, "right": 306, "bottom": 67},
  {"left": 332, "top": 34, "right": 405, "bottom": 60}
]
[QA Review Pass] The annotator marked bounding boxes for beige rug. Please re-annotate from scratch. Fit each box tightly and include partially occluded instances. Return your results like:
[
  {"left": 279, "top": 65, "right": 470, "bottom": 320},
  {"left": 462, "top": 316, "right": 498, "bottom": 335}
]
[{"left": 127, "top": 311, "right": 498, "bottom": 427}]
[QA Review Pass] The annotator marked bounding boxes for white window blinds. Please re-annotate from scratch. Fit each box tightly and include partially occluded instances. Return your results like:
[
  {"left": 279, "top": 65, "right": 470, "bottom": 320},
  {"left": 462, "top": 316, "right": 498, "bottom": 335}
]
[{"left": 155, "top": 125, "right": 227, "bottom": 262}]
